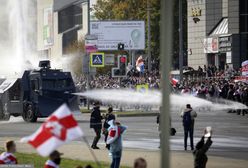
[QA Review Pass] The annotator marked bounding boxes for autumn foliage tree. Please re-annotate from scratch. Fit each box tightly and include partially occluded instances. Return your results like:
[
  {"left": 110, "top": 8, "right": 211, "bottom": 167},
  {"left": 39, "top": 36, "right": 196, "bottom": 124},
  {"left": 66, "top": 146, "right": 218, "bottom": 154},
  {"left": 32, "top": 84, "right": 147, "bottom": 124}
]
[
  {"left": 93, "top": 0, "right": 160, "bottom": 58},
  {"left": 93, "top": 0, "right": 187, "bottom": 69}
]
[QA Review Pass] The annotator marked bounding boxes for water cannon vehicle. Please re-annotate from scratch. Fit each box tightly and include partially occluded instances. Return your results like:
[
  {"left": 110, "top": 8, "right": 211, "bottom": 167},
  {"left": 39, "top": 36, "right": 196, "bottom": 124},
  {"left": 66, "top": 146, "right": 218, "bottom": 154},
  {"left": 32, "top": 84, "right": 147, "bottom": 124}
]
[{"left": 0, "top": 60, "right": 78, "bottom": 122}]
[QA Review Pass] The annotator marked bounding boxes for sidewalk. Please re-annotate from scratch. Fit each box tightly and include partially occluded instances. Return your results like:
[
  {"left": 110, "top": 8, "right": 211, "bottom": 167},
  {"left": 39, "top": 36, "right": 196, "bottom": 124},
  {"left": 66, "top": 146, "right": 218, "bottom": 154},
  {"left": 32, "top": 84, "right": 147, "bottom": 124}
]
[{"left": 1, "top": 137, "right": 248, "bottom": 168}]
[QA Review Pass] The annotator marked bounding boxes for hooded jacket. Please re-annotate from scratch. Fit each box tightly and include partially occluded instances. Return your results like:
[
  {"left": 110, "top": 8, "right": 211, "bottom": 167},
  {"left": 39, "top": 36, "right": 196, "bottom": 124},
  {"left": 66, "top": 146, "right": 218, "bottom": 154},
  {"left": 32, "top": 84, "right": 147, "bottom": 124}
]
[{"left": 181, "top": 108, "right": 197, "bottom": 121}]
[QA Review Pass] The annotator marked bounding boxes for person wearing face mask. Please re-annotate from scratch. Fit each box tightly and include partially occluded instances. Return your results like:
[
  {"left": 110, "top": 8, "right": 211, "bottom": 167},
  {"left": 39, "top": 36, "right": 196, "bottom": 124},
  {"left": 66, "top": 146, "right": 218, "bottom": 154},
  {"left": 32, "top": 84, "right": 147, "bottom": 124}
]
[{"left": 44, "top": 150, "right": 63, "bottom": 168}]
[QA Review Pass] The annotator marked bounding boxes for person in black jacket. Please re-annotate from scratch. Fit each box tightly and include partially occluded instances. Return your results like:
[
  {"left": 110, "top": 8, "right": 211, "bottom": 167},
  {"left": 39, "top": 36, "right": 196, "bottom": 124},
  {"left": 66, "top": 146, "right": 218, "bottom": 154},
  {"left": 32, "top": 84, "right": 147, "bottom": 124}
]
[
  {"left": 103, "top": 106, "right": 116, "bottom": 149},
  {"left": 193, "top": 130, "right": 213, "bottom": 168},
  {"left": 90, "top": 101, "right": 102, "bottom": 149}
]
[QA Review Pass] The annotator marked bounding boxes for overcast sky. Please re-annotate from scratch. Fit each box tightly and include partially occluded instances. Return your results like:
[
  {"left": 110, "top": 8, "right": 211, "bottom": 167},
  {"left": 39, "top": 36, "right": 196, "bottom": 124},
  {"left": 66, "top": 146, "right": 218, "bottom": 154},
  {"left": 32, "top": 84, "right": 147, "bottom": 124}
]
[{"left": 91, "top": 0, "right": 96, "bottom": 5}]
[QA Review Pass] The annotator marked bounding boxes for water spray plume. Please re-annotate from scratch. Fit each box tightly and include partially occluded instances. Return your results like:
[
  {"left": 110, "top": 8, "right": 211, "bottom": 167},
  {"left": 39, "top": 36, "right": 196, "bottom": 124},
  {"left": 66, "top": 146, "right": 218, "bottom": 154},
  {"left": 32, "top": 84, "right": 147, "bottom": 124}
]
[{"left": 74, "top": 89, "right": 248, "bottom": 112}]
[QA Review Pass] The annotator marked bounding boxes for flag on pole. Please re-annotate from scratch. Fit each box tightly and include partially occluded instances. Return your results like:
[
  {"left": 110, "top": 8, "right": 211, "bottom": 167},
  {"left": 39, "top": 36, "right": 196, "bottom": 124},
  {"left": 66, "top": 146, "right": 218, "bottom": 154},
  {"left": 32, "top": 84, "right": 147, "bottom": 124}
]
[
  {"left": 20, "top": 104, "right": 83, "bottom": 157},
  {"left": 171, "top": 78, "right": 179, "bottom": 86},
  {"left": 136, "top": 56, "right": 144, "bottom": 72}
]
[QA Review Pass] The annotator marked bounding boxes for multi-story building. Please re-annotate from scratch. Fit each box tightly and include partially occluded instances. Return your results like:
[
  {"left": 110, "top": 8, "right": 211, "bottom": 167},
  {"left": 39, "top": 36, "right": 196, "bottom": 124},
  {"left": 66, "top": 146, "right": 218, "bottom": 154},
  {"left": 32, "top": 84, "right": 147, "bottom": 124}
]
[
  {"left": 37, "top": 0, "right": 89, "bottom": 68},
  {"left": 187, "top": 0, "right": 248, "bottom": 70}
]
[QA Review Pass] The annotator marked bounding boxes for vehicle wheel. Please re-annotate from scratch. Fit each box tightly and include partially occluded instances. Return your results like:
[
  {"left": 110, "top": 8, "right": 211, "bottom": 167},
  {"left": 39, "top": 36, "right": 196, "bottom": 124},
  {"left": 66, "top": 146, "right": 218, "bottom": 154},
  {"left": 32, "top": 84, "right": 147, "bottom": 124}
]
[
  {"left": 0, "top": 102, "right": 10, "bottom": 121},
  {"left": 23, "top": 104, "right": 37, "bottom": 122}
]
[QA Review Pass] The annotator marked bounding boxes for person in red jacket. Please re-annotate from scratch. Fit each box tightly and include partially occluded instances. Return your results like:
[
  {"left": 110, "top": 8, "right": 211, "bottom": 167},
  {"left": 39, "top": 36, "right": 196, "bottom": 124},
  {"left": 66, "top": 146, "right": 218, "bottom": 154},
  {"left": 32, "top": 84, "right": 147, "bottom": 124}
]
[
  {"left": 44, "top": 150, "right": 63, "bottom": 168},
  {"left": 0, "top": 140, "right": 17, "bottom": 165}
]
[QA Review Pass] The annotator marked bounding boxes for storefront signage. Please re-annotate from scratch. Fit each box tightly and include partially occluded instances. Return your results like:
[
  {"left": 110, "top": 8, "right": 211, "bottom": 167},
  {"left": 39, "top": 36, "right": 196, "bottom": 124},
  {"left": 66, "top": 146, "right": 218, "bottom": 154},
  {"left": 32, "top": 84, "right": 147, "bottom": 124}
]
[{"left": 219, "top": 35, "right": 232, "bottom": 53}]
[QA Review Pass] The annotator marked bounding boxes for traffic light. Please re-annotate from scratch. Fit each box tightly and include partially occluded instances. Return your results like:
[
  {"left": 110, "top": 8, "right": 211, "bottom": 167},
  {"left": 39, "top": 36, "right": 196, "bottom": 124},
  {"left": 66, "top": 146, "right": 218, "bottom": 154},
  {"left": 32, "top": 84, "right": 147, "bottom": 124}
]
[
  {"left": 118, "top": 43, "right": 125, "bottom": 50},
  {"left": 112, "top": 55, "right": 127, "bottom": 77}
]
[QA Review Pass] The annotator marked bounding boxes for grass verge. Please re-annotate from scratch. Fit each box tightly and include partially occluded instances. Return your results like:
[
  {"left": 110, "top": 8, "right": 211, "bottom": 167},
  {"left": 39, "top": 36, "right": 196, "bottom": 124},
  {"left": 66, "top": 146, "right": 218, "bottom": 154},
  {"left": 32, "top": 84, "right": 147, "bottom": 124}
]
[{"left": 0, "top": 150, "right": 129, "bottom": 168}]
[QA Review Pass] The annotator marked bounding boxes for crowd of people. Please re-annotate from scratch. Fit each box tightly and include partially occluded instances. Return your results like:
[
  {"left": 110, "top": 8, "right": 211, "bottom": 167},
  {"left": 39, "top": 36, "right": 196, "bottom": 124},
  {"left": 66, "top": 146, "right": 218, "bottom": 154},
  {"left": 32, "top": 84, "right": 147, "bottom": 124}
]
[
  {"left": 176, "top": 77, "right": 248, "bottom": 115},
  {"left": 75, "top": 63, "right": 248, "bottom": 116},
  {"left": 75, "top": 70, "right": 160, "bottom": 91}
]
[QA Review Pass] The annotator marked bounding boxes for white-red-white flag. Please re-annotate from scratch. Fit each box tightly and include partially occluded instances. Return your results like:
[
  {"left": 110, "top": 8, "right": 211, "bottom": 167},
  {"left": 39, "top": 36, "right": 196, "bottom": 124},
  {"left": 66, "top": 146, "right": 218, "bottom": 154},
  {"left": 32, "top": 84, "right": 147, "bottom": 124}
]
[
  {"left": 171, "top": 78, "right": 179, "bottom": 86},
  {"left": 20, "top": 104, "right": 83, "bottom": 157}
]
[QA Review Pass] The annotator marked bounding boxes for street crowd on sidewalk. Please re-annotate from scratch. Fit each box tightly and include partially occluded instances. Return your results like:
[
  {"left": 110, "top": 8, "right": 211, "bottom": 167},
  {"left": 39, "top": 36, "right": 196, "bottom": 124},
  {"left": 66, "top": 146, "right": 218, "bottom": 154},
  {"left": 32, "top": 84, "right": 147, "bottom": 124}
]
[{"left": 75, "top": 63, "right": 248, "bottom": 116}]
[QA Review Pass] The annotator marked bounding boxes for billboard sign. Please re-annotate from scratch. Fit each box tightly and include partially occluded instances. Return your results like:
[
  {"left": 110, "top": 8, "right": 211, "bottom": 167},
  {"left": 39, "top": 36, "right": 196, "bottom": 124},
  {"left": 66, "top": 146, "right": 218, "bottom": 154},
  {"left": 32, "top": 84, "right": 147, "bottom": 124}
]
[
  {"left": 242, "top": 60, "right": 248, "bottom": 76},
  {"left": 203, "top": 37, "right": 218, "bottom": 53},
  {"left": 43, "top": 7, "right": 53, "bottom": 48},
  {"left": 90, "top": 21, "right": 145, "bottom": 51},
  {"left": 219, "top": 35, "right": 232, "bottom": 53}
]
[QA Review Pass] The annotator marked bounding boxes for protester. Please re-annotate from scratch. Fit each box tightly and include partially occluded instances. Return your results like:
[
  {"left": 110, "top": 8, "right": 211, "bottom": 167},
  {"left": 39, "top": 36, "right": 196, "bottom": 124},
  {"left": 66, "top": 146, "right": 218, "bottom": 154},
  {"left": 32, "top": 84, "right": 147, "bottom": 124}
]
[
  {"left": 193, "top": 129, "right": 213, "bottom": 168},
  {"left": 107, "top": 120, "right": 127, "bottom": 168},
  {"left": 181, "top": 104, "right": 197, "bottom": 150},
  {"left": 103, "top": 106, "right": 116, "bottom": 149},
  {"left": 44, "top": 150, "right": 62, "bottom": 168},
  {"left": 90, "top": 101, "right": 103, "bottom": 149},
  {"left": 133, "top": 157, "right": 147, "bottom": 168},
  {"left": 0, "top": 140, "right": 17, "bottom": 164}
]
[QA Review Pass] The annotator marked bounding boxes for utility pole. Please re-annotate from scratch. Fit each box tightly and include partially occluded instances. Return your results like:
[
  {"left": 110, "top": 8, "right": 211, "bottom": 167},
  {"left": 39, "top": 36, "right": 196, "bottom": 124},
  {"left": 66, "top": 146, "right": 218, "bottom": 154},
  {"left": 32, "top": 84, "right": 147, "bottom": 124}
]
[
  {"left": 160, "top": 0, "right": 174, "bottom": 167},
  {"left": 179, "top": 0, "right": 184, "bottom": 81},
  {"left": 147, "top": 0, "right": 151, "bottom": 72},
  {"left": 86, "top": 0, "right": 91, "bottom": 110}
]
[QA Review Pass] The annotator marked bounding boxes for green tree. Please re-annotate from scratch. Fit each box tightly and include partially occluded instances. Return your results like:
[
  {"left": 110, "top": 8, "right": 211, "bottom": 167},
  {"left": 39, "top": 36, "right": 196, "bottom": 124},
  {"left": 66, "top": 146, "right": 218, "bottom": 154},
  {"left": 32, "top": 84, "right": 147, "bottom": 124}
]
[
  {"left": 93, "top": 0, "right": 187, "bottom": 69},
  {"left": 93, "top": 0, "right": 160, "bottom": 57}
]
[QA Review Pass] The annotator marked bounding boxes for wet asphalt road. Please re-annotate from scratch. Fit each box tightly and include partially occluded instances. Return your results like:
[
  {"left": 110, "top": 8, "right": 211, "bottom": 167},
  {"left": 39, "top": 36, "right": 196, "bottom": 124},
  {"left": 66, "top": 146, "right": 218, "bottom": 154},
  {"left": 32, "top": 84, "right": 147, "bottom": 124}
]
[{"left": 0, "top": 108, "right": 248, "bottom": 160}]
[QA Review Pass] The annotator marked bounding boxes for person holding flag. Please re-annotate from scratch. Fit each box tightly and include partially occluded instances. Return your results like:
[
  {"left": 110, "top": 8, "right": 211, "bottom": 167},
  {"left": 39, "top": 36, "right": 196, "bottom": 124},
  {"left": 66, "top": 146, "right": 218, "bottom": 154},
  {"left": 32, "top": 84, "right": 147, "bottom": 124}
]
[
  {"left": 136, "top": 55, "right": 145, "bottom": 74},
  {"left": 107, "top": 120, "right": 127, "bottom": 168},
  {"left": 20, "top": 104, "right": 84, "bottom": 157},
  {"left": 0, "top": 140, "right": 18, "bottom": 165}
]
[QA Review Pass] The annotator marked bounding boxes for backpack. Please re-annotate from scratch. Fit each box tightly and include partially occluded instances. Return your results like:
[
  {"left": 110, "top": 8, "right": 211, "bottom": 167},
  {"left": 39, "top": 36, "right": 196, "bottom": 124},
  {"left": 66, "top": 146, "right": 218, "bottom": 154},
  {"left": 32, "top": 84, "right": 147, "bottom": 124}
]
[{"left": 183, "top": 111, "right": 192, "bottom": 127}]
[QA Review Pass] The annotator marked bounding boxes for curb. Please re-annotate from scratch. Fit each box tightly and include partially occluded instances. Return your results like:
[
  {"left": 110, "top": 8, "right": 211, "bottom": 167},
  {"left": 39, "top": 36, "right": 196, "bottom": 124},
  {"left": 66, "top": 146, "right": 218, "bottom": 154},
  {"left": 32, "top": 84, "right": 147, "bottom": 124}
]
[{"left": 117, "top": 112, "right": 158, "bottom": 117}]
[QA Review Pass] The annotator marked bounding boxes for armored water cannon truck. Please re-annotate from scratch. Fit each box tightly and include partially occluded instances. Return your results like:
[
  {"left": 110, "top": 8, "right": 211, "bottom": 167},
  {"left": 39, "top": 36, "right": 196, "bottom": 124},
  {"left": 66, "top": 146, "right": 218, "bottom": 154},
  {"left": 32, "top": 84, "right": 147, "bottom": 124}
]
[{"left": 0, "top": 60, "right": 78, "bottom": 122}]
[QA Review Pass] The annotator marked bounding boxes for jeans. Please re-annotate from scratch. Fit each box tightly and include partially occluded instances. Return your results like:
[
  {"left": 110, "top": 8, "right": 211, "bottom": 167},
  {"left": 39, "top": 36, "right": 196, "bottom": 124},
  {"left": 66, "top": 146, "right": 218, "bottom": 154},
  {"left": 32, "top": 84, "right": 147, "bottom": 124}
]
[
  {"left": 184, "top": 122, "right": 194, "bottom": 150},
  {"left": 110, "top": 151, "right": 122, "bottom": 168},
  {"left": 92, "top": 128, "right": 101, "bottom": 147}
]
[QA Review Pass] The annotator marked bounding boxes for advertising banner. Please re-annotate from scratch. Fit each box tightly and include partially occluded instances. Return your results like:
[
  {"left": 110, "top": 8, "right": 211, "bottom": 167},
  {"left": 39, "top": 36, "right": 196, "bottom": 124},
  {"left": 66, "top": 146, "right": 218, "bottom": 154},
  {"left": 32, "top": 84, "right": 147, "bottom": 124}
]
[
  {"left": 203, "top": 37, "right": 218, "bottom": 53},
  {"left": 242, "top": 60, "right": 248, "bottom": 76},
  {"left": 43, "top": 7, "right": 53, "bottom": 47},
  {"left": 85, "top": 34, "right": 98, "bottom": 53},
  {"left": 90, "top": 21, "right": 145, "bottom": 51}
]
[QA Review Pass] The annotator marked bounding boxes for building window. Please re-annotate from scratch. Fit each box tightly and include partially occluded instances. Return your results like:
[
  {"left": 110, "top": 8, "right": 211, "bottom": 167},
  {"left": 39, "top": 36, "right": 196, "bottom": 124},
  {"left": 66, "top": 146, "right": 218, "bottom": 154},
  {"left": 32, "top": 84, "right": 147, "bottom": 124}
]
[
  {"left": 58, "top": 5, "right": 82, "bottom": 34},
  {"left": 240, "top": 0, "right": 248, "bottom": 33},
  {"left": 240, "top": 0, "right": 248, "bottom": 14},
  {"left": 240, "top": 34, "right": 248, "bottom": 61},
  {"left": 240, "top": 15, "right": 248, "bottom": 33}
]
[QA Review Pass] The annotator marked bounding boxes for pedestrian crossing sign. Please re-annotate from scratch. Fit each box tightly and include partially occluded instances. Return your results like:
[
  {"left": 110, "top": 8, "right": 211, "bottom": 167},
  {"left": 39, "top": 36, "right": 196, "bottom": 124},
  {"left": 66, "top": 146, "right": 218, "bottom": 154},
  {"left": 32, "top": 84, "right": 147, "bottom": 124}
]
[{"left": 90, "top": 53, "right": 105, "bottom": 67}]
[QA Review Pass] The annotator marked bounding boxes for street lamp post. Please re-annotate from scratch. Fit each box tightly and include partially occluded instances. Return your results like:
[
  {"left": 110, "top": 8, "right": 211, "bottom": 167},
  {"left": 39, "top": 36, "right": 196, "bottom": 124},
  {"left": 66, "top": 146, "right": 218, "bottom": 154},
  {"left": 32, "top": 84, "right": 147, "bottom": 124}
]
[
  {"left": 179, "top": 0, "right": 184, "bottom": 81},
  {"left": 86, "top": 0, "right": 91, "bottom": 110},
  {"left": 147, "top": 0, "right": 152, "bottom": 72},
  {"left": 160, "top": 0, "right": 174, "bottom": 167}
]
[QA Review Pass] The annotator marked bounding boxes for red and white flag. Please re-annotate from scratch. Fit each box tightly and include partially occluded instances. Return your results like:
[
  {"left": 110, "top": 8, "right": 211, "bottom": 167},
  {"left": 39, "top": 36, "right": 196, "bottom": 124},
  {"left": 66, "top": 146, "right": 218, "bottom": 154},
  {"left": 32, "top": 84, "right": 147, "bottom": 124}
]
[
  {"left": 171, "top": 78, "right": 179, "bottom": 86},
  {"left": 20, "top": 104, "right": 83, "bottom": 157}
]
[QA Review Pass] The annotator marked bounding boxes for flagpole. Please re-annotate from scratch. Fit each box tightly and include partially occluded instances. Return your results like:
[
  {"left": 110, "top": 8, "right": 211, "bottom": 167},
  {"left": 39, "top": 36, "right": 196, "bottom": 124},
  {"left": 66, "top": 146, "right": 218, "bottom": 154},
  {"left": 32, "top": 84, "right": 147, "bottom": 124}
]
[{"left": 82, "top": 136, "right": 102, "bottom": 168}]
